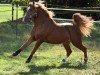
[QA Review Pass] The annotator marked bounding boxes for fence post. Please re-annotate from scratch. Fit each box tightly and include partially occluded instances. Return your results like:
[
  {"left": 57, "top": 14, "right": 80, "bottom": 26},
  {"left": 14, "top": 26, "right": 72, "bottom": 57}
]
[
  {"left": 16, "top": 3, "right": 18, "bottom": 20},
  {"left": 44, "top": 0, "right": 47, "bottom": 7},
  {"left": 12, "top": 2, "right": 14, "bottom": 21},
  {"left": 15, "top": 3, "right": 19, "bottom": 38}
]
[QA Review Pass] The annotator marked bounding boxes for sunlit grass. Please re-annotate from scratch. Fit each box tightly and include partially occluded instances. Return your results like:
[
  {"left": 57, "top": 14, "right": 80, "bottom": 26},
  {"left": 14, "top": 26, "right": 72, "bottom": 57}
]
[{"left": 0, "top": 46, "right": 100, "bottom": 75}]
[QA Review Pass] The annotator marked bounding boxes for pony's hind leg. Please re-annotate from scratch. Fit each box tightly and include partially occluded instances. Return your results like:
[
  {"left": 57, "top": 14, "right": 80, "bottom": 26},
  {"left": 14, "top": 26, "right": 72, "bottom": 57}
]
[
  {"left": 72, "top": 42, "right": 88, "bottom": 64},
  {"left": 12, "top": 36, "right": 34, "bottom": 57},
  {"left": 62, "top": 42, "right": 72, "bottom": 62},
  {"left": 26, "top": 40, "right": 43, "bottom": 63}
]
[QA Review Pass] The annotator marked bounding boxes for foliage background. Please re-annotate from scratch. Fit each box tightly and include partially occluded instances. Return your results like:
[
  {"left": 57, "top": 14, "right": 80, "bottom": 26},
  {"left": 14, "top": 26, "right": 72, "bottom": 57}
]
[{"left": 0, "top": 0, "right": 100, "bottom": 7}]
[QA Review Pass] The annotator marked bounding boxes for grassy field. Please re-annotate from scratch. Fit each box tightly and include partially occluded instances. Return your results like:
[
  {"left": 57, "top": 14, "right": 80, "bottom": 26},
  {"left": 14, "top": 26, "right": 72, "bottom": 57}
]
[{"left": 0, "top": 4, "right": 100, "bottom": 75}]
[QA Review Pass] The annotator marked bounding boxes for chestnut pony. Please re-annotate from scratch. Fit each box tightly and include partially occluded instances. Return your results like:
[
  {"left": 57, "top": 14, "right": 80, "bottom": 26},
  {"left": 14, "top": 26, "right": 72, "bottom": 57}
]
[{"left": 11, "top": 2, "right": 93, "bottom": 63}]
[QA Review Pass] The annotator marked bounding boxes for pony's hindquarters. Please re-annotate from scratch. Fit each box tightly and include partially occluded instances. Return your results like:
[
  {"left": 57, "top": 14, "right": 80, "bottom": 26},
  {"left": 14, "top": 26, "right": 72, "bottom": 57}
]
[
  {"left": 73, "top": 13, "right": 94, "bottom": 37},
  {"left": 68, "top": 13, "right": 94, "bottom": 63}
]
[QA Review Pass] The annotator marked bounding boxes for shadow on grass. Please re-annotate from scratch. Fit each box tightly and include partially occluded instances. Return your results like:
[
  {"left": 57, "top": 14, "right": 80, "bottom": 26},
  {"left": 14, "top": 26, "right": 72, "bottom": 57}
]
[
  {"left": 58, "top": 62, "right": 87, "bottom": 70},
  {"left": 18, "top": 62, "right": 87, "bottom": 75},
  {"left": 19, "top": 65, "right": 56, "bottom": 75}
]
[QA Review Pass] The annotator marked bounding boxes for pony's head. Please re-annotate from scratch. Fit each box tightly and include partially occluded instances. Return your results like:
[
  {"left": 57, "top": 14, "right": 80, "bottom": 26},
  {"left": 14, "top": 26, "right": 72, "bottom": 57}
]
[
  {"left": 23, "top": 1, "right": 54, "bottom": 22},
  {"left": 23, "top": 2, "right": 37, "bottom": 22}
]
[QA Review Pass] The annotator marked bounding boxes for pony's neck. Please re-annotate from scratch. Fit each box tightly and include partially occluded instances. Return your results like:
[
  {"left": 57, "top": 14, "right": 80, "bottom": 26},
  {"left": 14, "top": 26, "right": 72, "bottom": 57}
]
[
  {"left": 34, "top": 13, "right": 52, "bottom": 25},
  {"left": 33, "top": 7, "right": 54, "bottom": 26}
]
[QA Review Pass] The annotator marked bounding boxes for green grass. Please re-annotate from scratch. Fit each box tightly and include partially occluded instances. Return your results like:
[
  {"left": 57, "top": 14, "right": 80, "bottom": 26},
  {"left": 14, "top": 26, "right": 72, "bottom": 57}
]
[
  {"left": 0, "top": 47, "right": 100, "bottom": 75},
  {"left": 0, "top": 4, "right": 23, "bottom": 22},
  {"left": 0, "top": 4, "right": 100, "bottom": 75}
]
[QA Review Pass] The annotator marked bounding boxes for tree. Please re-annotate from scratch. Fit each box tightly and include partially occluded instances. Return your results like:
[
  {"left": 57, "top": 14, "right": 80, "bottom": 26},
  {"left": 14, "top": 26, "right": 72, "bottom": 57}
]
[
  {"left": 67, "top": 0, "right": 100, "bottom": 7},
  {"left": 45, "top": 0, "right": 100, "bottom": 7}
]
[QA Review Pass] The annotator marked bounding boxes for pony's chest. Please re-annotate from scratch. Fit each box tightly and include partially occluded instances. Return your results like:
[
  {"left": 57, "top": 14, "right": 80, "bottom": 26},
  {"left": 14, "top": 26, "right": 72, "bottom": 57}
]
[{"left": 32, "top": 26, "right": 49, "bottom": 39}]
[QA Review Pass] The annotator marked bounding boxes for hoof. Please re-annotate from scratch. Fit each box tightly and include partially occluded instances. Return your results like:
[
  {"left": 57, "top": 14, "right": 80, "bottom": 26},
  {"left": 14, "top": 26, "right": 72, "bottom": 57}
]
[
  {"left": 8, "top": 55, "right": 14, "bottom": 58},
  {"left": 12, "top": 53, "right": 18, "bottom": 56},
  {"left": 62, "top": 59, "right": 67, "bottom": 62},
  {"left": 26, "top": 55, "right": 33, "bottom": 63},
  {"left": 84, "top": 58, "right": 88, "bottom": 64},
  {"left": 12, "top": 49, "right": 21, "bottom": 57},
  {"left": 26, "top": 59, "right": 30, "bottom": 63},
  {"left": 84, "top": 61, "right": 87, "bottom": 65}
]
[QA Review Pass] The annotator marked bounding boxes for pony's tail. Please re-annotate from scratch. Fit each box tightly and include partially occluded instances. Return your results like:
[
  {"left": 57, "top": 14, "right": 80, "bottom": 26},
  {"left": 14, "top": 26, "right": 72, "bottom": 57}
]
[{"left": 73, "top": 13, "right": 94, "bottom": 37}]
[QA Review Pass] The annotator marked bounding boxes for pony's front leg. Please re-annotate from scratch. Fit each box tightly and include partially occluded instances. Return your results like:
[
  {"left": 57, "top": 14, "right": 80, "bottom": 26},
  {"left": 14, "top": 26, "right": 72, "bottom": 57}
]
[
  {"left": 12, "top": 36, "right": 34, "bottom": 57},
  {"left": 26, "top": 40, "right": 43, "bottom": 63}
]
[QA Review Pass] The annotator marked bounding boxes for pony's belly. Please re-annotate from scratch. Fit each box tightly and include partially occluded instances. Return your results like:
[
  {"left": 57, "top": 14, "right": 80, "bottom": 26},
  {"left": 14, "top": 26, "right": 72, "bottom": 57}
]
[
  {"left": 44, "top": 40, "right": 64, "bottom": 44},
  {"left": 44, "top": 31, "right": 70, "bottom": 44}
]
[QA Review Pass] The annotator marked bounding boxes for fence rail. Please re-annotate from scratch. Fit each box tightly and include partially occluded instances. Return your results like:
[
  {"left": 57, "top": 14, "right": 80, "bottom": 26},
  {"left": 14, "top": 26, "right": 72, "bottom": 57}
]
[
  {"left": 19, "top": 6, "right": 100, "bottom": 13},
  {"left": 48, "top": 8, "right": 100, "bottom": 13},
  {"left": 53, "top": 18, "right": 100, "bottom": 23}
]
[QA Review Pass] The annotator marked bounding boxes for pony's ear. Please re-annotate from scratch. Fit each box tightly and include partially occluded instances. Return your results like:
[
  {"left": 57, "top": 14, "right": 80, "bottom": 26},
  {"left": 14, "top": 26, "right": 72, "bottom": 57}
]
[
  {"left": 28, "top": 1, "right": 35, "bottom": 8},
  {"left": 29, "top": 2, "right": 34, "bottom": 5},
  {"left": 29, "top": 1, "right": 38, "bottom": 8},
  {"left": 33, "top": 1, "right": 35, "bottom": 4}
]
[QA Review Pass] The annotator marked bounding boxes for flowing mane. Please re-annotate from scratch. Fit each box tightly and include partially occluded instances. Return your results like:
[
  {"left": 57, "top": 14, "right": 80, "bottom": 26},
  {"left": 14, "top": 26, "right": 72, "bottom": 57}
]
[{"left": 35, "top": 2, "right": 55, "bottom": 19}]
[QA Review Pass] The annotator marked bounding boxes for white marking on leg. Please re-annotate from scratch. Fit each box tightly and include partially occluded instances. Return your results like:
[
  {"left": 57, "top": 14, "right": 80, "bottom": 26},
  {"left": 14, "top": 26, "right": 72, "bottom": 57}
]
[{"left": 62, "top": 56, "right": 67, "bottom": 62}]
